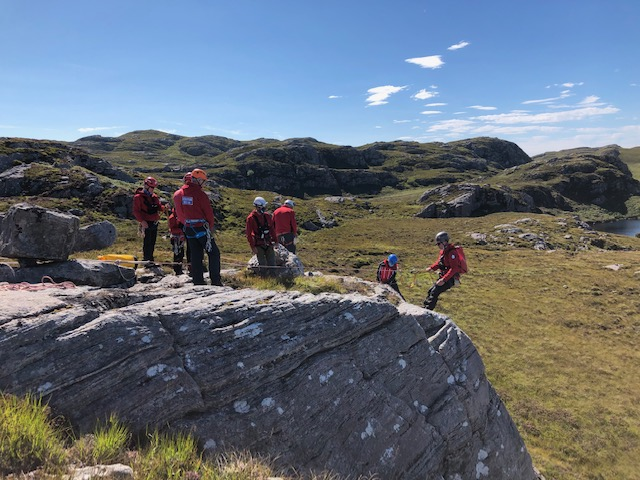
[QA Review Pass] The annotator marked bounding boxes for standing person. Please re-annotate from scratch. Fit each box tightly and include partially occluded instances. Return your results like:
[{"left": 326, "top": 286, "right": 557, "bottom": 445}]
[
  {"left": 133, "top": 176, "right": 164, "bottom": 264},
  {"left": 424, "top": 231, "right": 465, "bottom": 310},
  {"left": 272, "top": 199, "right": 298, "bottom": 253},
  {"left": 168, "top": 172, "right": 193, "bottom": 275},
  {"left": 167, "top": 205, "right": 189, "bottom": 275},
  {"left": 173, "top": 169, "right": 222, "bottom": 286},
  {"left": 246, "top": 196, "right": 277, "bottom": 275},
  {"left": 377, "top": 253, "right": 405, "bottom": 300}
]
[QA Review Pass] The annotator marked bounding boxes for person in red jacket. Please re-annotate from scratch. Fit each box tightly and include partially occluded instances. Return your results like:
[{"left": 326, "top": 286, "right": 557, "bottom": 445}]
[
  {"left": 167, "top": 205, "right": 189, "bottom": 275},
  {"left": 173, "top": 169, "right": 222, "bottom": 286},
  {"left": 246, "top": 196, "right": 278, "bottom": 275},
  {"left": 132, "top": 176, "right": 165, "bottom": 263},
  {"left": 272, "top": 199, "right": 298, "bottom": 254},
  {"left": 377, "top": 253, "right": 404, "bottom": 300},
  {"left": 424, "top": 231, "right": 465, "bottom": 310}
]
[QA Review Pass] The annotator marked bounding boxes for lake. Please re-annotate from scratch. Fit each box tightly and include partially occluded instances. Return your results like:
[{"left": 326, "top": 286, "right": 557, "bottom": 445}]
[{"left": 590, "top": 219, "right": 640, "bottom": 237}]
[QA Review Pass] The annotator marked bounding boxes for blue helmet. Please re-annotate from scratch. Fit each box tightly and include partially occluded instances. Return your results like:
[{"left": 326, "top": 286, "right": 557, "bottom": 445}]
[{"left": 387, "top": 254, "right": 398, "bottom": 266}]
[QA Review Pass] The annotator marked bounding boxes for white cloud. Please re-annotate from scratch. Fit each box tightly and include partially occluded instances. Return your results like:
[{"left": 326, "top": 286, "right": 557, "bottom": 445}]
[
  {"left": 413, "top": 89, "right": 439, "bottom": 101},
  {"left": 420, "top": 110, "right": 442, "bottom": 115},
  {"left": 366, "top": 85, "right": 407, "bottom": 106},
  {"left": 328, "top": 95, "right": 342, "bottom": 99},
  {"left": 473, "top": 106, "right": 620, "bottom": 124},
  {"left": 405, "top": 55, "right": 444, "bottom": 69},
  {"left": 77, "top": 126, "right": 123, "bottom": 133},
  {"left": 562, "top": 82, "right": 584, "bottom": 88},
  {"left": 393, "top": 119, "right": 412, "bottom": 124},
  {"left": 426, "top": 119, "right": 476, "bottom": 133},
  {"left": 448, "top": 41, "right": 470, "bottom": 50},
  {"left": 425, "top": 102, "right": 447, "bottom": 107},
  {"left": 522, "top": 97, "right": 561, "bottom": 105},
  {"left": 579, "top": 95, "right": 600, "bottom": 104},
  {"left": 468, "top": 105, "right": 497, "bottom": 111}
]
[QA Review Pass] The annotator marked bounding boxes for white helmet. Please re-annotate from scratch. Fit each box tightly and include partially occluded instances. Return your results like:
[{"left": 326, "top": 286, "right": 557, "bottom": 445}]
[
  {"left": 284, "top": 199, "right": 295, "bottom": 208},
  {"left": 253, "top": 196, "right": 267, "bottom": 207},
  {"left": 435, "top": 231, "right": 450, "bottom": 244}
]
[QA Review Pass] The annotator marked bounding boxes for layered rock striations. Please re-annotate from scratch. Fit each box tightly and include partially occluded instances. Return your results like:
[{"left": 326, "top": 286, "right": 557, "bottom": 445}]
[{"left": 0, "top": 279, "right": 537, "bottom": 479}]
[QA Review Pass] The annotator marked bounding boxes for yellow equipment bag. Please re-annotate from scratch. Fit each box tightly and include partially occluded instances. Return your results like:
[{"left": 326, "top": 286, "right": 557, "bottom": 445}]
[{"left": 97, "top": 254, "right": 137, "bottom": 268}]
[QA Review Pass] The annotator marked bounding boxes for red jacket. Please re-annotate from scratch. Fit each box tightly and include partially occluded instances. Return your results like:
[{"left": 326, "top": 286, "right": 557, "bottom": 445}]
[
  {"left": 246, "top": 210, "right": 277, "bottom": 248},
  {"left": 272, "top": 205, "right": 298, "bottom": 236},
  {"left": 429, "top": 244, "right": 465, "bottom": 283},
  {"left": 133, "top": 188, "right": 163, "bottom": 222},
  {"left": 377, "top": 259, "right": 397, "bottom": 284},
  {"left": 168, "top": 208, "right": 184, "bottom": 237},
  {"left": 173, "top": 183, "right": 215, "bottom": 229}
]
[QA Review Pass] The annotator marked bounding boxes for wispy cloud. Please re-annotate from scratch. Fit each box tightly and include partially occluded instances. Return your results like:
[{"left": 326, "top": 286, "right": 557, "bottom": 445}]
[
  {"left": 413, "top": 89, "right": 439, "bottom": 101},
  {"left": 405, "top": 55, "right": 444, "bottom": 69},
  {"left": 328, "top": 95, "right": 342, "bottom": 99},
  {"left": 425, "top": 102, "right": 447, "bottom": 107},
  {"left": 77, "top": 126, "right": 124, "bottom": 133},
  {"left": 448, "top": 41, "right": 470, "bottom": 50},
  {"left": 393, "top": 119, "right": 412, "bottom": 124},
  {"left": 425, "top": 119, "right": 475, "bottom": 133},
  {"left": 579, "top": 95, "right": 600, "bottom": 104},
  {"left": 420, "top": 110, "right": 442, "bottom": 115},
  {"left": 473, "top": 106, "right": 620, "bottom": 124},
  {"left": 522, "top": 90, "right": 573, "bottom": 105},
  {"left": 468, "top": 105, "right": 497, "bottom": 111},
  {"left": 562, "top": 82, "right": 584, "bottom": 88},
  {"left": 366, "top": 85, "right": 407, "bottom": 106}
]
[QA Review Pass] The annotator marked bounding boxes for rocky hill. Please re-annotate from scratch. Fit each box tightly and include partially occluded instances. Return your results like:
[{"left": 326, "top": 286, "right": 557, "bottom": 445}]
[
  {"left": 1, "top": 132, "right": 639, "bottom": 220},
  {"left": 0, "top": 278, "right": 538, "bottom": 479}
]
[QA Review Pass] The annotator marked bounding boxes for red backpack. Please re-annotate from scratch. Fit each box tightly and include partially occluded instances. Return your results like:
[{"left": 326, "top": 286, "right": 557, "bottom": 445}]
[{"left": 454, "top": 246, "right": 468, "bottom": 274}]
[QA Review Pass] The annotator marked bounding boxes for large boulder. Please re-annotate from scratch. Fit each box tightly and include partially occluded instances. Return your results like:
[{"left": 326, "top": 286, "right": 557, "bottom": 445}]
[
  {"left": 0, "top": 203, "right": 79, "bottom": 261},
  {"left": 3, "top": 259, "right": 136, "bottom": 287},
  {"left": 247, "top": 244, "right": 304, "bottom": 278},
  {"left": 72, "top": 220, "right": 117, "bottom": 252},
  {"left": 0, "top": 280, "right": 538, "bottom": 479},
  {"left": 416, "top": 183, "right": 537, "bottom": 218}
]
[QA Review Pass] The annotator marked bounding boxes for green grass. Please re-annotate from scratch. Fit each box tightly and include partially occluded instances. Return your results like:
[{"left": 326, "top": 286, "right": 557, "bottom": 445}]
[
  {"left": 1, "top": 394, "right": 368, "bottom": 479},
  {"left": 4, "top": 174, "right": 640, "bottom": 479},
  {"left": 0, "top": 393, "right": 67, "bottom": 476}
]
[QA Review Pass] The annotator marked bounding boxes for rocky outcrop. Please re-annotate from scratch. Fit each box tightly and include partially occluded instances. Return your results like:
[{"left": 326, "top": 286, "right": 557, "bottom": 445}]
[
  {"left": 247, "top": 243, "right": 304, "bottom": 277},
  {"left": 0, "top": 260, "right": 136, "bottom": 288},
  {"left": 73, "top": 221, "right": 118, "bottom": 252},
  {"left": 0, "top": 203, "right": 80, "bottom": 261},
  {"left": 416, "top": 183, "right": 537, "bottom": 218},
  {"left": 521, "top": 145, "right": 640, "bottom": 211},
  {"left": 0, "top": 279, "right": 537, "bottom": 479},
  {"left": 0, "top": 203, "right": 117, "bottom": 267},
  {"left": 0, "top": 138, "right": 134, "bottom": 183}
]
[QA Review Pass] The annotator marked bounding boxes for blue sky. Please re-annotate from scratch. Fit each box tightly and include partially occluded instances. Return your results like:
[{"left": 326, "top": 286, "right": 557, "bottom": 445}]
[{"left": 1, "top": 1, "right": 639, "bottom": 156}]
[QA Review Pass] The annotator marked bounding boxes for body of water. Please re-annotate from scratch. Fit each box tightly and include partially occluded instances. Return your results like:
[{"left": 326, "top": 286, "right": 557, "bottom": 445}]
[{"left": 591, "top": 219, "right": 640, "bottom": 237}]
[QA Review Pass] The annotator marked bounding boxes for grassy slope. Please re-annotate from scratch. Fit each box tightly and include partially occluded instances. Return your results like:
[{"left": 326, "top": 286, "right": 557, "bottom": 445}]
[
  {"left": 4, "top": 139, "right": 640, "bottom": 479},
  {"left": 69, "top": 183, "right": 640, "bottom": 480}
]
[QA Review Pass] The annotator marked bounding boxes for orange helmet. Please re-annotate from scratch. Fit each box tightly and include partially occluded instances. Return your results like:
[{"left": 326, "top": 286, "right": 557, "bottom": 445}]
[
  {"left": 191, "top": 169, "right": 207, "bottom": 181},
  {"left": 144, "top": 176, "right": 158, "bottom": 188}
]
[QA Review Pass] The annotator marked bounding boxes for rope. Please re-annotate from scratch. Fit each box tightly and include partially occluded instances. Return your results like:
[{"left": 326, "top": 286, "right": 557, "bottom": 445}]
[{"left": 0, "top": 276, "right": 76, "bottom": 291}]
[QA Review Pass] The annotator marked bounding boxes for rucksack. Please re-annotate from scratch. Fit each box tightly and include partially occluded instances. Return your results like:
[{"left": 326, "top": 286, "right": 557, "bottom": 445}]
[{"left": 454, "top": 246, "right": 468, "bottom": 274}]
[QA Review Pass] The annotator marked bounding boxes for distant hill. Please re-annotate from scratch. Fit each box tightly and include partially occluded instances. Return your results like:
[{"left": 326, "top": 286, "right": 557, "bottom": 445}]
[{"left": 1, "top": 132, "right": 639, "bottom": 220}]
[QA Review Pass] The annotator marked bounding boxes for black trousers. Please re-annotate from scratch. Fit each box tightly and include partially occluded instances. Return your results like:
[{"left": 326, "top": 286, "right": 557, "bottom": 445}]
[
  {"left": 279, "top": 232, "right": 296, "bottom": 254},
  {"left": 387, "top": 280, "right": 405, "bottom": 301},
  {"left": 424, "top": 277, "right": 455, "bottom": 310},
  {"left": 171, "top": 237, "right": 191, "bottom": 275},
  {"left": 188, "top": 236, "right": 221, "bottom": 286},
  {"left": 142, "top": 221, "right": 159, "bottom": 262}
]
